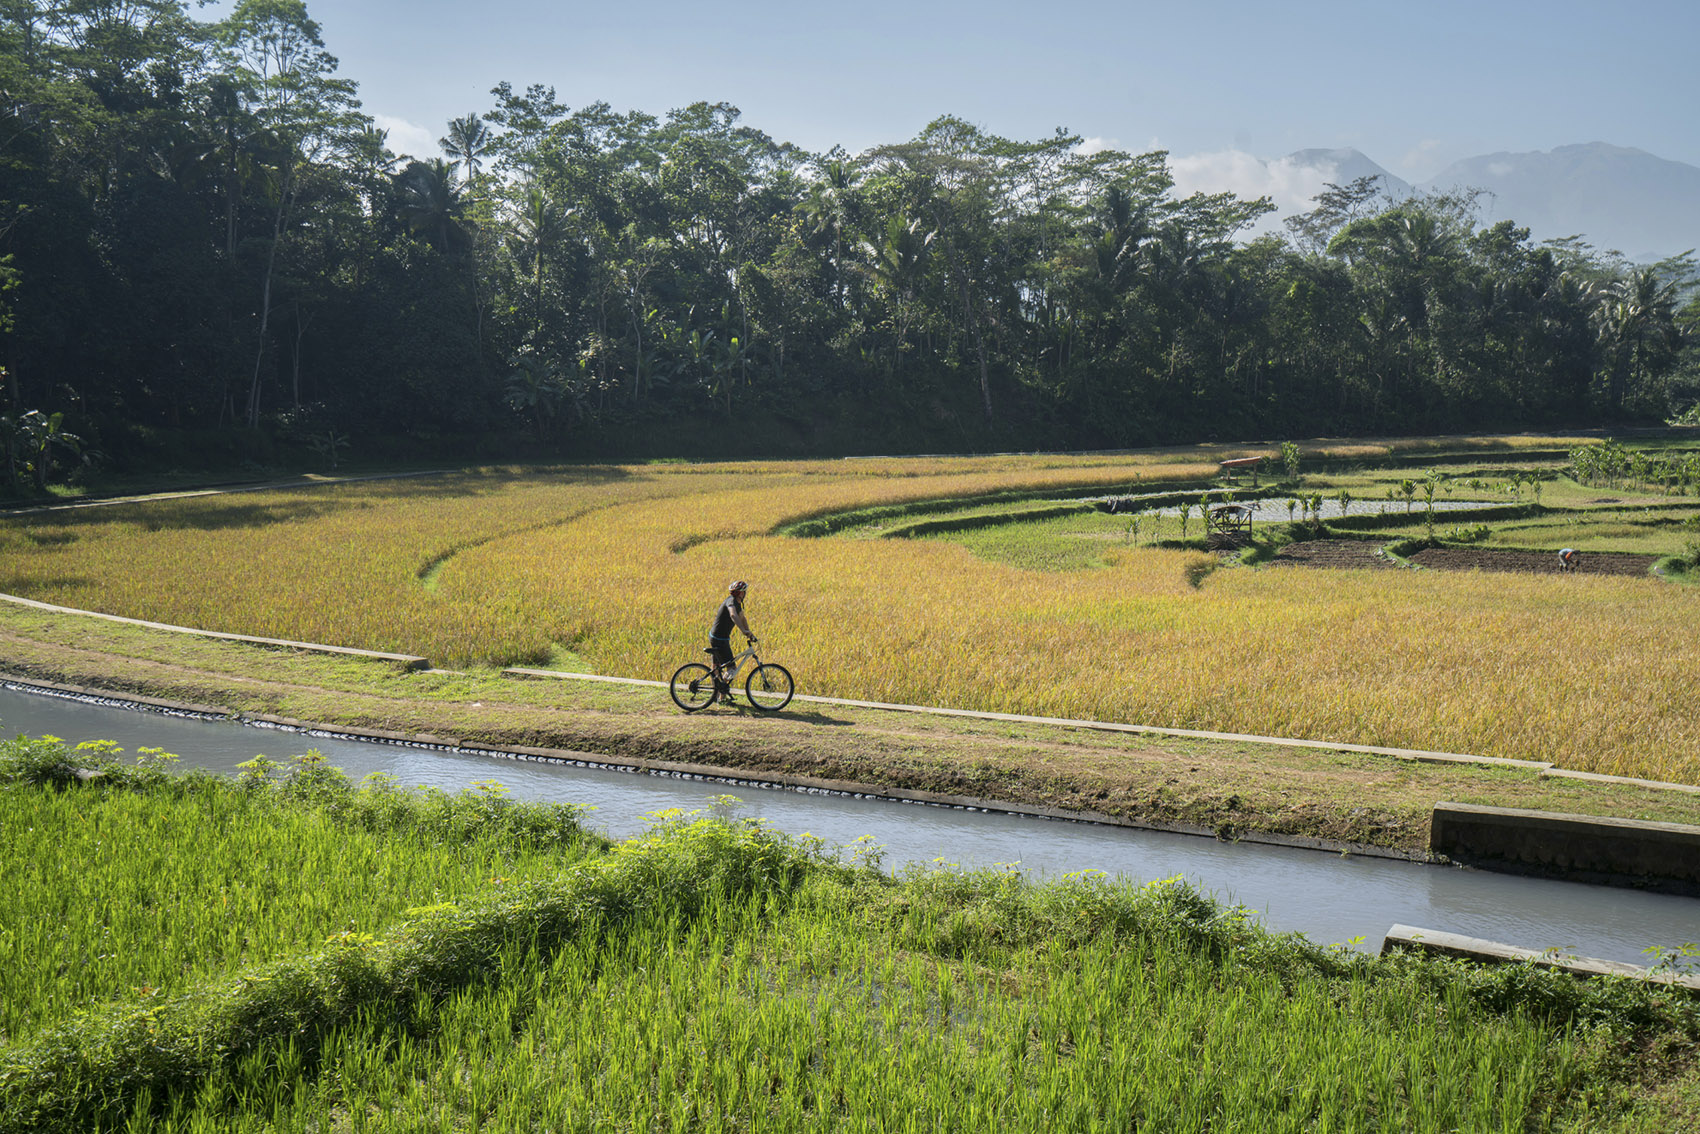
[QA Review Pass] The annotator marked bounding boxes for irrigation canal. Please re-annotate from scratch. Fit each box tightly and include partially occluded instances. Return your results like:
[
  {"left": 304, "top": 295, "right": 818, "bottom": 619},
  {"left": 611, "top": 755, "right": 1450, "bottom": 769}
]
[{"left": 4, "top": 683, "right": 1694, "bottom": 965}]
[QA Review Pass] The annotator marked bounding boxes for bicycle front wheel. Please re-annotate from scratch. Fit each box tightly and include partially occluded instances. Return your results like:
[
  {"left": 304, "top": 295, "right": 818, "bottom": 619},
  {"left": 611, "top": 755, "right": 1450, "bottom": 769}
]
[
  {"left": 744, "top": 663, "right": 794, "bottom": 712},
  {"left": 670, "top": 662, "right": 716, "bottom": 712}
]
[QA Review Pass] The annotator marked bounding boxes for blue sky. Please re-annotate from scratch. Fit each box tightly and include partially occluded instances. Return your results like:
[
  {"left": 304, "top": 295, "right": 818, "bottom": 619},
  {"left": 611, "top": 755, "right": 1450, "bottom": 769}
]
[{"left": 206, "top": 0, "right": 1699, "bottom": 211}]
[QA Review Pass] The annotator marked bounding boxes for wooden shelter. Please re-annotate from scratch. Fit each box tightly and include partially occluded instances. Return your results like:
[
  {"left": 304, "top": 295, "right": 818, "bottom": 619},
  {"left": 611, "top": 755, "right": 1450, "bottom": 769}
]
[
  {"left": 1217, "top": 455, "right": 1266, "bottom": 485},
  {"left": 1206, "top": 502, "right": 1256, "bottom": 548}
]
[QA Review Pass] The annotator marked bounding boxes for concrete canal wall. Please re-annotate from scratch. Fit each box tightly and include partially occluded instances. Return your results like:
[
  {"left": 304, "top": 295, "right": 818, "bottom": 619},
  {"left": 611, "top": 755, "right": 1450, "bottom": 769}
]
[{"left": 1431, "top": 802, "right": 1700, "bottom": 893}]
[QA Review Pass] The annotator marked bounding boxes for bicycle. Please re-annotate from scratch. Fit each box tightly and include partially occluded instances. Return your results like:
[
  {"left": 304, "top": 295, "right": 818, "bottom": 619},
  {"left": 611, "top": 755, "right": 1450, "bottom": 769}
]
[{"left": 670, "top": 637, "right": 794, "bottom": 713}]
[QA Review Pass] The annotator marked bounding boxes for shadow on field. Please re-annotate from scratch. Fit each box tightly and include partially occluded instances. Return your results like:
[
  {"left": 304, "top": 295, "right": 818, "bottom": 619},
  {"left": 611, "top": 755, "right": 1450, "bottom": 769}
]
[
  {"left": 1, "top": 466, "right": 643, "bottom": 535},
  {"left": 0, "top": 572, "right": 96, "bottom": 593},
  {"left": 357, "top": 465, "right": 640, "bottom": 498},
  {"left": 773, "top": 709, "right": 856, "bottom": 727}
]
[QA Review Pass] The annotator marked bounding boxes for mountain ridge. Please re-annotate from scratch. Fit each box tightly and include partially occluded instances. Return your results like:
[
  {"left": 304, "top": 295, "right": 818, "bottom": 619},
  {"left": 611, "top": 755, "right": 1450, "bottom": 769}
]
[{"left": 1276, "top": 141, "right": 1699, "bottom": 261}]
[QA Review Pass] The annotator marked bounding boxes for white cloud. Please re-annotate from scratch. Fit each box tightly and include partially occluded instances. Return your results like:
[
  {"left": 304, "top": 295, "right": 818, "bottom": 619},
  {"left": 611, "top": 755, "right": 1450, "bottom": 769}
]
[
  {"left": 1076, "top": 136, "right": 1118, "bottom": 155},
  {"left": 1400, "top": 138, "right": 1446, "bottom": 179},
  {"left": 373, "top": 114, "right": 438, "bottom": 161},
  {"left": 1167, "top": 149, "right": 1338, "bottom": 232}
]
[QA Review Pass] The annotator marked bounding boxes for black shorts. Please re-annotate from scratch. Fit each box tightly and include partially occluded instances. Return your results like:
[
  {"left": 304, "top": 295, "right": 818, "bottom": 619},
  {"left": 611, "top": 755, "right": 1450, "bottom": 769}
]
[{"left": 709, "top": 638, "right": 733, "bottom": 671}]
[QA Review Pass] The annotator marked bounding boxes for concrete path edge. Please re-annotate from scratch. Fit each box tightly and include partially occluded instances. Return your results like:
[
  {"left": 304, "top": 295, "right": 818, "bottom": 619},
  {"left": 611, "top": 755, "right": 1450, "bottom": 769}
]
[
  {"left": 504, "top": 667, "right": 1700, "bottom": 795},
  {"left": 1383, "top": 924, "right": 1700, "bottom": 993}
]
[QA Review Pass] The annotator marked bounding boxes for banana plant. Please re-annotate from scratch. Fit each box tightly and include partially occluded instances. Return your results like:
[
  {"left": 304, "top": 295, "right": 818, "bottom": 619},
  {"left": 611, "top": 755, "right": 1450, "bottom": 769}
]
[{"left": 11, "top": 410, "right": 83, "bottom": 492}]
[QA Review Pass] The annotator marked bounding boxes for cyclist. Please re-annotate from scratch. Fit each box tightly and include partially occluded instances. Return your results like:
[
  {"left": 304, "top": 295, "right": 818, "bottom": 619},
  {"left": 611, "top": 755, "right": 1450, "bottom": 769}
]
[{"left": 709, "top": 580, "right": 755, "bottom": 701}]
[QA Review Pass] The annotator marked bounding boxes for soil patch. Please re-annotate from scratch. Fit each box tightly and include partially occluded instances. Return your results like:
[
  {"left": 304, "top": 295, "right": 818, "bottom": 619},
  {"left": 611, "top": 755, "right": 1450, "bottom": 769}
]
[
  {"left": 1268, "top": 541, "right": 1398, "bottom": 569},
  {"left": 1408, "top": 548, "right": 1660, "bottom": 576},
  {"left": 1269, "top": 540, "right": 1661, "bottom": 577}
]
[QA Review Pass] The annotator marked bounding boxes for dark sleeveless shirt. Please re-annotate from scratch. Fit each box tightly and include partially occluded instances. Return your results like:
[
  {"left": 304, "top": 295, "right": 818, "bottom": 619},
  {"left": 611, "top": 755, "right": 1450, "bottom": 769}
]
[{"left": 710, "top": 596, "right": 741, "bottom": 639}]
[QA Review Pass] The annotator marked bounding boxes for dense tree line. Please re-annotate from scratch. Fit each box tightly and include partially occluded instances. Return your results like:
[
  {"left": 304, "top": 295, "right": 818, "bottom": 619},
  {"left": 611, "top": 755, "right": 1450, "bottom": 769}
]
[{"left": 2, "top": 1, "right": 1696, "bottom": 481}]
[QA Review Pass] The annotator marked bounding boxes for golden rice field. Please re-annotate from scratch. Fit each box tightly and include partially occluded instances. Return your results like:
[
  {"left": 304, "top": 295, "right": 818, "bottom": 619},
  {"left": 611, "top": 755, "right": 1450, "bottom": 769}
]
[{"left": 1, "top": 442, "right": 1695, "bottom": 784}]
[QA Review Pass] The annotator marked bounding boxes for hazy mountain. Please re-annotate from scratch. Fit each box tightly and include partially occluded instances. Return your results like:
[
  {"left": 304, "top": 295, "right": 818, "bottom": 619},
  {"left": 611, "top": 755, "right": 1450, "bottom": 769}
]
[
  {"left": 1282, "top": 148, "right": 1413, "bottom": 199},
  {"left": 1270, "top": 142, "right": 1700, "bottom": 261},
  {"left": 1417, "top": 143, "right": 1700, "bottom": 261}
]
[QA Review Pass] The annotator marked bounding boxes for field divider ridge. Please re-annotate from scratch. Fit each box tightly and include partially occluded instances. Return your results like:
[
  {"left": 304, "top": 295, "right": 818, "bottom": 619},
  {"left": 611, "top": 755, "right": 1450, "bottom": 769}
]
[
  {"left": 4, "top": 588, "right": 1694, "bottom": 798},
  {"left": 1382, "top": 924, "right": 1700, "bottom": 993},
  {"left": 0, "top": 593, "right": 432, "bottom": 670}
]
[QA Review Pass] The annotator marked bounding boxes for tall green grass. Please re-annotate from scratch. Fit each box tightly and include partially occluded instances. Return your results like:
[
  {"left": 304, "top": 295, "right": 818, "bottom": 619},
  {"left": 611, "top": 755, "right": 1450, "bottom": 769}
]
[
  {"left": 0, "top": 799, "right": 831, "bottom": 1133},
  {"left": 0, "top": 736, "right": 600, "bottom": 1044},
  {"left": 155, "top": 897, "right": 1581, "bottom": 1131}
]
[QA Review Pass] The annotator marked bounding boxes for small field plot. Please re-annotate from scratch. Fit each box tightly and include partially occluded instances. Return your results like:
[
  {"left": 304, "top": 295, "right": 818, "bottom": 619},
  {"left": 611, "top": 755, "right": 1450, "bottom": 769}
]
[{"left": 911, "top": 508, "right": 1189, "bottom": 571}]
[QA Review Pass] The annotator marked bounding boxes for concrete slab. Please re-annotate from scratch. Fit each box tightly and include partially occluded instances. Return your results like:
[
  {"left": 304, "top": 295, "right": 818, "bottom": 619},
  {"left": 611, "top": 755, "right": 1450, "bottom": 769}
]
[{"left": 1383, "top": 924, "right": 1700, "bottom": 993}]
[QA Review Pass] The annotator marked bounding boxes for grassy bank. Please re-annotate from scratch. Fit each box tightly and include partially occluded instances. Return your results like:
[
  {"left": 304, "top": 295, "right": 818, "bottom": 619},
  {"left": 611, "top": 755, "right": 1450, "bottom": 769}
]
[{"left": 1, "top": 757, "right": 1696, "bottom": 1132}]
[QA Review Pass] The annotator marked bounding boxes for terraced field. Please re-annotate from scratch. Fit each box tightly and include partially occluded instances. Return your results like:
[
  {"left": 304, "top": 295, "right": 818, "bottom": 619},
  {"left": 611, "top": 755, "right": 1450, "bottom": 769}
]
[{"left": 1, "top": 437, "right": 1697, "bottom": 782}]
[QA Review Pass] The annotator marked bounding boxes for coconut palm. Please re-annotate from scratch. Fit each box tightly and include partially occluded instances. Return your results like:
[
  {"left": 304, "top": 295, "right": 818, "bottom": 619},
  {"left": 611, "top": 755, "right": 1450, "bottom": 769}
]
[
  {"left": 440, "top": 113, "right": 492, "bottom": 184},
  {"left": 797, "top": 156, "right": 862, "bottom": 305},
  {"left": 348, "top": 125, "right": 400, "bottom": 214},
  {"left": 862, "top": 215, "right": 934, "bottom": 382},
  {"left": 394, "top": 159, "right": 469, "bottom": 252},
  {"left": 509, "top": 183, "right": 571, "bottom": 335},
  {"left": 1595, "top": 268, "right": 1681, "bottom": 413}
]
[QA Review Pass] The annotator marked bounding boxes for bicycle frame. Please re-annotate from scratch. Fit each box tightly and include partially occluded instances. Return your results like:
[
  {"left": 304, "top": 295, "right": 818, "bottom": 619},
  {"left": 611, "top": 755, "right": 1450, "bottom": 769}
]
[{"left": 715, "top": 641, "right": 761, "bottom": 686}]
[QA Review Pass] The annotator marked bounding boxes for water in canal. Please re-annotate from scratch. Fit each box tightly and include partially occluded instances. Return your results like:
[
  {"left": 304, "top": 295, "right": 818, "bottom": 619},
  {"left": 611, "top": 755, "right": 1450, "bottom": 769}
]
[{"left": 3, "top": 683, "right": 1694, "bottom": 965}]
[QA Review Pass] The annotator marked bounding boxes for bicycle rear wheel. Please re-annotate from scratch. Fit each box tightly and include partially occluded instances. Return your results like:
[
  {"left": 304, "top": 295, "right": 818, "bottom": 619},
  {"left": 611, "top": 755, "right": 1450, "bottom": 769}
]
[
  {"left": 744, "top": 663, "right": 794, "bottom": 712},
  {"left": 669, "top": 662, "right": 716, "bottom": 712}
]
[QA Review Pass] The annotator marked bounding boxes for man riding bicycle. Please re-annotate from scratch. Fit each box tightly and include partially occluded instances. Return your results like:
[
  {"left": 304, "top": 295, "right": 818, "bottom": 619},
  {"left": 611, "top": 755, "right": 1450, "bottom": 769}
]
[{"left": 709, "top": 580, "right": 756, "bottom": 701}]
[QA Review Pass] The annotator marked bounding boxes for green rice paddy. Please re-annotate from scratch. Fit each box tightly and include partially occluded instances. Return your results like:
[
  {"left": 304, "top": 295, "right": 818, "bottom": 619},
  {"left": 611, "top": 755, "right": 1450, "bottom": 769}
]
[{"left": 2, "top": 739, "right": 1694, "bottom": 1132}]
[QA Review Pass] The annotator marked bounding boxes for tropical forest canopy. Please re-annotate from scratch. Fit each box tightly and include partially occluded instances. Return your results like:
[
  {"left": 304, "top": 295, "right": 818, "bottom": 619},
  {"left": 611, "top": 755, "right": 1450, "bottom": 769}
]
[{"left": 2, "top": 0, "right": 1697, "bottom": 478}]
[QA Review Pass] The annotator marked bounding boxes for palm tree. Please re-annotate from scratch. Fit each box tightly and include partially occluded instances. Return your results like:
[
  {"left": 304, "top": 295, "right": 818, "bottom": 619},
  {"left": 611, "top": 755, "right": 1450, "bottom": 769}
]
[
  {"left": 394, "top": 159, "right": 469, "bottom": 252},
  {"left": 1538, "top": 270, "right": 1601, "bottom": 414},
  {"left": 797, "top": 157, "right": 861, "bottom": 305},
  {"left": 193, "top": 75, "right": 277, "bottom": 259},
  {"left": 862, "top": 215, "right": 934, "bottom": 384},
  {"left": 1093, "top": 184, "right": 1150, "bottom": 296},
  {"left": 1595, "top": 268, "right": 1681, "bottom": 413},
  {"left": 349, "top": 125, "right": 401, "bottom": 215},
  {"left": 440, "top": 113, "right": 492, "bottom": 184},
  {"left": 510, "top": 183, "right": 571, "bottom": 335}
]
